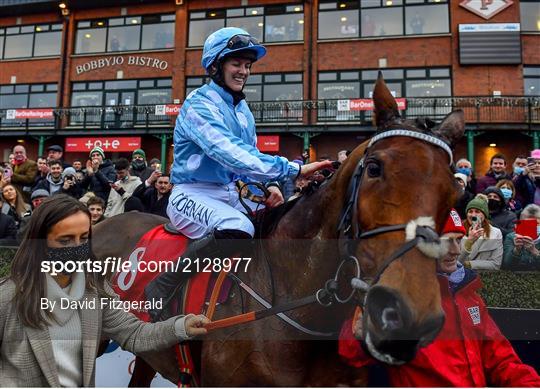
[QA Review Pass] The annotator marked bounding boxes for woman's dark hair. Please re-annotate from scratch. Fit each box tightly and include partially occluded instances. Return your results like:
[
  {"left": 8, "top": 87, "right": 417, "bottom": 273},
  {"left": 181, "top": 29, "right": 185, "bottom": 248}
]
[
  {"left": 2, "top": 194, "right": 109, "bottom": 328},
  {"left": 2, "top": 184, "right": 29, "bottom": 217}
]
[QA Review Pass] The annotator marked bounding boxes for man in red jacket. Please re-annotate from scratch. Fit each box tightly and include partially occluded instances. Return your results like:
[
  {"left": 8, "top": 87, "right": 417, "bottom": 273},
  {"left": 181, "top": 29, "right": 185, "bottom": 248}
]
[{"left": 339, "top": 209, "right": 540, "bottom": 387}]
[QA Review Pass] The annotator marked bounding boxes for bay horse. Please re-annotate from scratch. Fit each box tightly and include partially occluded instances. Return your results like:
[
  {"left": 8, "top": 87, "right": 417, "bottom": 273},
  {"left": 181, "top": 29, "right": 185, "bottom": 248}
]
[{"left": 92, "top": 75, "right": 465, "bottom": 386}]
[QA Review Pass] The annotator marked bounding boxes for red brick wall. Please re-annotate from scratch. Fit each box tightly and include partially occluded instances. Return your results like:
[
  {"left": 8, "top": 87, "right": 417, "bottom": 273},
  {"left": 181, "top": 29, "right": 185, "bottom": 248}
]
[
  {"left": 451, "top": 0, "right": 523, "bottom": 96},
  {"left": 318, "top": 36, "right": 452, "bottom": 72},
  {"left": 523, "top": 35, "right": 540, "bottom": 65}
]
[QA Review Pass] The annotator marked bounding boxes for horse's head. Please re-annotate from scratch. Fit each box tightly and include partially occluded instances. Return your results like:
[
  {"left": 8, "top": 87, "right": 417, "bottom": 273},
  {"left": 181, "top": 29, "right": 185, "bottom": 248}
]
[{"left": 337, "top": 74, "right": 464, "bottom": 364}]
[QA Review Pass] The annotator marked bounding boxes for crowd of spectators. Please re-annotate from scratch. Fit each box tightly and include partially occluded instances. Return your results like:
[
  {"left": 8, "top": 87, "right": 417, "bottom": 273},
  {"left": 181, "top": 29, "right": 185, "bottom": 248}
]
[
  {"left": 0, "top": 144, "right": 538, "bottom": 271},
  {"left": 0, "top": 144, "right": 169, "bottom": 245},
  {"left": 454, "top": 151, "right": 540, "bottom": 271}
]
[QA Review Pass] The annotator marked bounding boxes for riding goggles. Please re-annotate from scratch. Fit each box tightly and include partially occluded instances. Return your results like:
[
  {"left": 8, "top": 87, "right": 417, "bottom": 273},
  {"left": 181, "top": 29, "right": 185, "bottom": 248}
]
[
  {"left": 216, "top": 34, "right": 261, "bottom": 61},
  {"left": 226, "top": 34, "right": 260, "bottom": 51}
]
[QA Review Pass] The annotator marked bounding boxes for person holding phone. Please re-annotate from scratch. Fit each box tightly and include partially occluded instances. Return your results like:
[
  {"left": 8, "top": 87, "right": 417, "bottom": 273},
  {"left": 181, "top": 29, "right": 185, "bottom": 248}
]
[
  {"left": 514, "top": 150, "right": 540, "bottom": 207},
  {"left": 339, "top": 210, "right": 540, "bottom": 387},
  {"left": 502, "top": 204, "right": 540, "bottom": 271},
  {"left": 60, "top": 167, "right": 84, "bottom": 199},
  {"left": 459, "top": 194, "right": 503, "bottom": 270}
]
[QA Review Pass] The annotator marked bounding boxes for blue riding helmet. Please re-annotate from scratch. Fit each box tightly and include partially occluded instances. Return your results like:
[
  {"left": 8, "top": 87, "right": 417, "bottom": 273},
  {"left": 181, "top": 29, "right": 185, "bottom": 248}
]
[{"left": 201, "top": 27, "right": 266, "bottom": 71}]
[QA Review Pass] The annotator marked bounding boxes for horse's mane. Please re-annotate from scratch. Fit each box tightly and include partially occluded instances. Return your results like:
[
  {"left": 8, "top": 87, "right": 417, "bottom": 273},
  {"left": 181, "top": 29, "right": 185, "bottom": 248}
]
[
  {"left": 254, "top": 176, "right": 335, "bottom": 238},
  {"left": 254, "top": 196, "right": 302, "bottom": 238}
]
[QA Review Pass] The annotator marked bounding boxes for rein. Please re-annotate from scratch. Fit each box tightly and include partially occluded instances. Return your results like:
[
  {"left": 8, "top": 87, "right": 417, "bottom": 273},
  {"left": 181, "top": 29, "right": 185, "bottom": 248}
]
[{"left": 204, "top": 129, "right": 452, "bottom": 335}]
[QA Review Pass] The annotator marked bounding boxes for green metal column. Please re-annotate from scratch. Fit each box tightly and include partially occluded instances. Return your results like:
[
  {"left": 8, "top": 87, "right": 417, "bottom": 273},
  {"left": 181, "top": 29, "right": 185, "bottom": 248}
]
[
  {"left": 160, "top": 134, "right": 167, "bottom": 173},
  {"left": 38, "top": 136, "right": 46, "bottom": 157},
  {"left": 467, "top": 131, "right": 475, "bottom": 168},
  {"left": 303, "top": 132, "right": 310, "bottom": 163},
  {"left": 533, "top": 131, "right": 540, "bottom": 150}
]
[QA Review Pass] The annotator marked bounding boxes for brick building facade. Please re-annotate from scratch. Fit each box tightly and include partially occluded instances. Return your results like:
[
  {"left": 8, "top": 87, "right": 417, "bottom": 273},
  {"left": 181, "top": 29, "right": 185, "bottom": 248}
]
[{"left": 0, "top": 0, "right": 538, "bottom": 175}]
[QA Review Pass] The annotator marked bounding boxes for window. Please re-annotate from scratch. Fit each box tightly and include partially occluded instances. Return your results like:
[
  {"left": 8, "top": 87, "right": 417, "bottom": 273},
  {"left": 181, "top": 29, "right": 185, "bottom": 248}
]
[
  {"left": 0, "top": 23, "right": 62, "bottom": 59},
  {"left": 75, "top": 14, "right": 174, "bottom": 54},
  {"left": 520, "top": 1, "right": 540, "bottom": 32},
  {"left": 185, "top": 73, "right": 303, "bottom": 102},
  {"left": 524, "top": 67, "right": 540, "bottom": 96},
  {"left": 188, "top": 5, "right": 303, "bottom": 47},
  {"left": 0, "top": 83, "right": 57, "bottom": 109},
  {"left": 318, "top": 0, "right": 449, "bottom": 39},
  {"left": 317, "top": 67, "right": 451, "bottom": 121},
  {"left": 0, "top": 83, "right": 57, "bottom": 127},
  {"left": 185, "top": 73, "right": 303, "bottom": 122},
  {"left": 69, "top": 78, "right": 172, "bottom": 127}
]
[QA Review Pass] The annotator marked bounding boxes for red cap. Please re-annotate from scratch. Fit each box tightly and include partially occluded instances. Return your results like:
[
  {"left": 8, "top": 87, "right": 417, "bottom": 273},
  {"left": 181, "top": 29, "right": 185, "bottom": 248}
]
[{"left": 442, "top": 209, "right": 466, "bottom": 235}]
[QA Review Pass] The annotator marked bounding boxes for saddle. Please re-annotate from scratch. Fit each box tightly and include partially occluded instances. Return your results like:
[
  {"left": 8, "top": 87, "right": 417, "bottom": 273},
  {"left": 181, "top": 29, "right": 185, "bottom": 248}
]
[
  {"left": 112, "top": 224, "right": 233, "bottom": 321},
  {"left": 112, "top": 224, "right": 234, "bottom": 386}
]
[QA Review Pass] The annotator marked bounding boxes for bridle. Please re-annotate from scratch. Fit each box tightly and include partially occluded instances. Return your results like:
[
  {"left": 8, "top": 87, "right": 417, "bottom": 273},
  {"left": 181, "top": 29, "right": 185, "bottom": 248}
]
[
  {"left": 334, "top": 128, "right": 454, "bottom": 304},
  {"left": 207, "top": 128, "right": 455, "bottom": 337}
]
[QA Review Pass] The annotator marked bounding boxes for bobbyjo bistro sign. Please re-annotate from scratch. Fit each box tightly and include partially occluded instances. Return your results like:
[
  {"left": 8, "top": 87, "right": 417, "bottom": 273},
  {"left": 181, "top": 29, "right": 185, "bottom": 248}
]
[{"left": 76, "top": 55, "right": 168, "bottom": 75}]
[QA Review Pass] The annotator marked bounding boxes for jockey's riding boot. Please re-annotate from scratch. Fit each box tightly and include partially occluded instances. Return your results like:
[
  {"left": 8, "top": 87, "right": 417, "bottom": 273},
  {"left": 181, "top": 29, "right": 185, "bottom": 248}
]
[{"left": 145, "top": 229, "right": 252, "bottom": 322}]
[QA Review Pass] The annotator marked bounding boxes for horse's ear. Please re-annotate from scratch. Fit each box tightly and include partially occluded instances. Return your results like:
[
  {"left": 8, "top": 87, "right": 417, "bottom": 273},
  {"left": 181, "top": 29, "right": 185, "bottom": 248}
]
[
  {"left": 372, "top": 71, "right": 400, "bottom": 129},
  {"left": 433, "top": 109, "right": 465, "bottom": 147}
]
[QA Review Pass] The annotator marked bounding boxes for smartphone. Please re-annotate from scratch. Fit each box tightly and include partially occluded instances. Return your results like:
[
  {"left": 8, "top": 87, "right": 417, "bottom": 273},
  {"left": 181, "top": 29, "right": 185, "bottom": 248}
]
[
  {"left": 3, "top": 168, "right": 12, "bottom": 178},
  {"left": 515, "top": 219, "right": 538, "bottom": 239},
  {"left": 527, "top": 157, "right": 536, "bottom": 165},
  {"left": 471, "top": 215, "right": 480, "bottom": 229},
  {"left": 155, "top": 163, "right": 162, "bottom": 171}
]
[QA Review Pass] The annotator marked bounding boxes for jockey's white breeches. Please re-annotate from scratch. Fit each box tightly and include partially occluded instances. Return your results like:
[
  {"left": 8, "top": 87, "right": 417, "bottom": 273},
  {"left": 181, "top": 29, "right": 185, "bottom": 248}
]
[{"left": 167, "top": 182, "right": 261, "bottom": 239}]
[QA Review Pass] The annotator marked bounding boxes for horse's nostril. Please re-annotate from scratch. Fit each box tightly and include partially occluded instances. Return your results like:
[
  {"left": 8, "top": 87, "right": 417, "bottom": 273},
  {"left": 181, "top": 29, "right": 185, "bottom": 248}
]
[{"left": 381, "top": 307, "right": 403, "bottom": 332}]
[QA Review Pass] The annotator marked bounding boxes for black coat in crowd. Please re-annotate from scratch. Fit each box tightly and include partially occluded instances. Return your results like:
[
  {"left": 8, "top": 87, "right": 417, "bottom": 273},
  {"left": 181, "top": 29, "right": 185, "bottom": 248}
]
[
  {"left": 0, "top": 213, "right": 17, "bottom": 245},
  {"left": 130, "top": 166, "right": 154, "bottom": 184},
  {"left": 80, "top": 159, "right": 117, "bottom": 202},
  {"left": 490, "top": 208, "right": 518, "bottom": 238},
  {"left": 132, "top": 182, "right": 170, "bottom": 218}
]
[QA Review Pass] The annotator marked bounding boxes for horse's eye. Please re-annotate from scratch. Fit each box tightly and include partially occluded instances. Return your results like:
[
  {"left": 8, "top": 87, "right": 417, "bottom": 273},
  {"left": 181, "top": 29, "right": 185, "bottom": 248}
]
[{"left": 366, "top": 162, "right": 381, "bottom": 178}]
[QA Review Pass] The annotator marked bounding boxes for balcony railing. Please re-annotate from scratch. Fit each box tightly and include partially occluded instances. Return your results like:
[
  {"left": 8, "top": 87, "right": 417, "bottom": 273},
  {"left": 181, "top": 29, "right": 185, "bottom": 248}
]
[{"left": 0, "top": 97, "right": 539, "bottom": 131}]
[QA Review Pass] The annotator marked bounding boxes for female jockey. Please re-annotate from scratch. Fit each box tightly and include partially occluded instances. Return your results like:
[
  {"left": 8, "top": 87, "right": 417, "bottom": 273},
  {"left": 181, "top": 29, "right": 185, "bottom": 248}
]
[{"left": 146, "top": 27, "right": 331, "bottom": 320}]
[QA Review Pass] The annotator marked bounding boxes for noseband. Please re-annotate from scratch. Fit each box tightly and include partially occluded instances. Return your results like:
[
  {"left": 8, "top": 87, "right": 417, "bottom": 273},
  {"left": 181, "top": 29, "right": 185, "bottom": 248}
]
[{"left": 332, "top": 129, "right": 454, "bottom": 304}]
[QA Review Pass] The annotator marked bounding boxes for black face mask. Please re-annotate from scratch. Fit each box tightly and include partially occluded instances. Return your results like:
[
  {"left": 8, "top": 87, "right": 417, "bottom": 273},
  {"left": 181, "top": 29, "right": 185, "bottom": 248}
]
[
  {"left": 131, "top": 159, "right": 146, "bottom": 170},
  {"left": 488, "top": 199, "right": 502, "bottom": 212},
  {"left": 46, "top": 242, "right": 90, "bottom": 275}
]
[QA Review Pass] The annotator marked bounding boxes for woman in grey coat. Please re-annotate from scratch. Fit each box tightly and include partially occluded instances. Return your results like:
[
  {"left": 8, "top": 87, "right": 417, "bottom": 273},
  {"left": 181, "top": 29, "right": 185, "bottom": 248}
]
[
  {"left": 459, "top": 195, "right": 503, "bottom": 270},
  {"left": 0, "top": 194, "right": 209, "bottom": 387}
]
